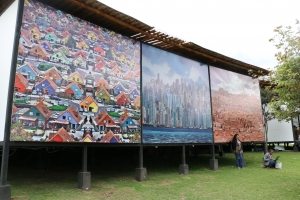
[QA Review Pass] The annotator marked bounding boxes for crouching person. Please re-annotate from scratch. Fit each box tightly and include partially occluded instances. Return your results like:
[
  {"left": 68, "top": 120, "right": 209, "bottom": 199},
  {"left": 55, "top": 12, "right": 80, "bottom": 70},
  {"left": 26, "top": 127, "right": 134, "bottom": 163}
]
[{"left": 263, "top": 149, "right": 277, "bottom": 168}]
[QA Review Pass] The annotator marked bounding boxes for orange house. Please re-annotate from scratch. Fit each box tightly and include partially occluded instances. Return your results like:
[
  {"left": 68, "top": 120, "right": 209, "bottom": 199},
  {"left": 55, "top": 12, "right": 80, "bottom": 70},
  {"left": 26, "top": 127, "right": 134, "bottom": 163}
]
[
  {"left": 14, "top": 73, "right": 28, "bottom": 93},
  {"left": 49, "top": 127, "right": 74, "bottom": 142},
  {"left": 80, "top": 96, "right": 98, "bottom": 113}
]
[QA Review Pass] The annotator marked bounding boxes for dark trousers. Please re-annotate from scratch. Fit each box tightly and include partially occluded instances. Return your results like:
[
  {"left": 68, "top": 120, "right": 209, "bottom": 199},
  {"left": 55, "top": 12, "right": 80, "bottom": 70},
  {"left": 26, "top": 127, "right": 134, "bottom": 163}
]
[{"left": 235, "top": 152, "right": 244, "bottom": 168}]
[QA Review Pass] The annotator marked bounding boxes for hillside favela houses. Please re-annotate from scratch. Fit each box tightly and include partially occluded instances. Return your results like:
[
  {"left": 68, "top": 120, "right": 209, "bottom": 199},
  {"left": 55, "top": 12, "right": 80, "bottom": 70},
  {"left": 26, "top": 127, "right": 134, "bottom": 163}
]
[
  {"left": 1, "top": 0, "right": 268, "bottom": 146},
  {"left": 11, "top": 0, "right": 141, "bottom": 143}
]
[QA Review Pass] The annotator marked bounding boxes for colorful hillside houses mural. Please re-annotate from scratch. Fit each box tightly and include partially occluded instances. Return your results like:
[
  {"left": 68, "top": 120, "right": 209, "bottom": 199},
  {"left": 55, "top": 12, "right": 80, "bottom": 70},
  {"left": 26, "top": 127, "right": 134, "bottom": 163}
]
[{"left": 10, "top": 0, "right": 141, "bottom": 143}]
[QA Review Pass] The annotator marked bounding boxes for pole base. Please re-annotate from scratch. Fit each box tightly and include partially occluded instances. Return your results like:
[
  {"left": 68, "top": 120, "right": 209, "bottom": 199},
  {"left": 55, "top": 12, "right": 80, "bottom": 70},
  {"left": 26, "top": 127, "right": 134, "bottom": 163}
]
[
  {"left": 135, "top": 167, "right": 147, "bottom": 181},
  {"left": 0, "top": 184, "right": 11, "bottom": 200},
  {"left": 78, "top": 172, "right": 91, "bottom": 190},
  {"left": 209, "top": 159, "right": 218, "bottom": 170},
  {"left": 179, "top": 164, "right": 189, "bottom": 175}
]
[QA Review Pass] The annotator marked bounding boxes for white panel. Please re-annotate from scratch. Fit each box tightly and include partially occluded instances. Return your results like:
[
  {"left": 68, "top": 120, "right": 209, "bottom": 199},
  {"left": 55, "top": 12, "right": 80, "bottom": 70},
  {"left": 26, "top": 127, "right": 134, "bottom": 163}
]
[
  {"left": 267, "top": 119, "right": 294, "bottom": 142},
  {"left": 0, "top": 0, "right": 19, "bottom": 141}
]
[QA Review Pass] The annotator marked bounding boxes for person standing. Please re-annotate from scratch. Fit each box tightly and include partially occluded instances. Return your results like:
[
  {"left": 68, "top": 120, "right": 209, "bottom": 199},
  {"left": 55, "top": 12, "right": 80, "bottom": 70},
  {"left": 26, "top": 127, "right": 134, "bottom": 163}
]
[{"left": 231, "top": 133, "right": 244, "bottom": 169}]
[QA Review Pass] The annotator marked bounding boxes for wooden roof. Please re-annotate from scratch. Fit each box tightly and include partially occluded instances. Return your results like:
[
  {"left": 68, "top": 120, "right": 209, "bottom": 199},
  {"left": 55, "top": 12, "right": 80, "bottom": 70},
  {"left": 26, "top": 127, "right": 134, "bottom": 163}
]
[
  {"left": 0, "top": 0, "right": 14, "bottom": 16},
  {"left": 1, "top": 0, "right": 269, "bottom": 75}
]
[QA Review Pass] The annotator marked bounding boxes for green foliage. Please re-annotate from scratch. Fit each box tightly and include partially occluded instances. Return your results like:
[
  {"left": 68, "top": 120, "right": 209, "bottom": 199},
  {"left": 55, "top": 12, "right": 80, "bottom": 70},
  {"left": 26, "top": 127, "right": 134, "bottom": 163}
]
[
  {"left": 14, "top": 98, "right": 28, "bottom": 105},
  {"left": 108, "top": 111, "right": 120, "bottom": 118},
  {"left": 268, "top": 20, "right": 300, "bottom": 121},
  {"left": 38, "top": 62, "right": 53, "bottom": 71},
  {"left": 269, "top": 20, "right": 300, "bottom": 64},
  {"left": 49, "top": 105, "right": 67, "bottom": 111}
]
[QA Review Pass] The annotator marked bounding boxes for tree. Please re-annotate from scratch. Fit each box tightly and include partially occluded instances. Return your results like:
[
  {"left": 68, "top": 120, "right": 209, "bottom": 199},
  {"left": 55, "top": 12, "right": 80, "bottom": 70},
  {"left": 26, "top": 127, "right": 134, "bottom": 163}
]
[{"left": 268, "top": 20, "right": 300, "bottom": 121}]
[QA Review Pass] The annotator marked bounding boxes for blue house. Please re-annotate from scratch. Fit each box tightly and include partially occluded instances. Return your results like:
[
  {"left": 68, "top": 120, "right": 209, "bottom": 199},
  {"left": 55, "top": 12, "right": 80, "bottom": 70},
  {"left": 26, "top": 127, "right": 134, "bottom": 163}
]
[
  {"left": 35, "top": 16, "right": 49, "bottom": 29},
  {"left": 119, "top": 115, "right": 138, "bottom": 133},
  {"left": 35, "top": 78, "right": 57, "bottom": 96},
  {"left": 57, "top": 107, "right": 82, "bottom": 130},
  {"left": 65, "top": 82, "right": 83, "bottom": 100},
  {"left": 41, "top": 41, "right": 52, "bottom": 52},
  {"left": 129, "top": 88, "right": 140, "bottom": 100},
  {"left": 113, "top": 83, "right": 126, "bottom": 96},
  {"left": 17, "top": 63, "right": 39, "bottom": 81}
]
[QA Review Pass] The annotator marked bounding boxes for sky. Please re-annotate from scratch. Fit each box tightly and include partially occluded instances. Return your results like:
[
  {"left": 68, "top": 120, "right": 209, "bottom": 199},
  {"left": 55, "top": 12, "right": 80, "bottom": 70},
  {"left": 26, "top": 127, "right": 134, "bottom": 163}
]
[
  {"left": 210, "top": 67, "right": 260, "bottom": 96},
  {"left": 99, "top": 0, "right": 300, "bottom": 70},
  {"left": 142, "top": 44, "right": 209, "bottom": 85}
]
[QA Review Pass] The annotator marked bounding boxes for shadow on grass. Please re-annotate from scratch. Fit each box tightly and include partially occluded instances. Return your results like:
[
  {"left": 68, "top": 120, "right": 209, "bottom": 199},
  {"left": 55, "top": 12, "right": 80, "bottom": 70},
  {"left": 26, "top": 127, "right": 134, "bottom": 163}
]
[{"left": 7, "top": 147, "right": 240, "bottom": 184}]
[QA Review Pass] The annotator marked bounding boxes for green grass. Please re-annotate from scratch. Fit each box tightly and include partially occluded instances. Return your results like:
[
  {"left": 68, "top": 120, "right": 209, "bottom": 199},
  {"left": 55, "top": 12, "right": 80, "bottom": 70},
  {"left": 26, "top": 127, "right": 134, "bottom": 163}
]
[{"left": 10, "top": 152, "right": 300, "bottom": 200}]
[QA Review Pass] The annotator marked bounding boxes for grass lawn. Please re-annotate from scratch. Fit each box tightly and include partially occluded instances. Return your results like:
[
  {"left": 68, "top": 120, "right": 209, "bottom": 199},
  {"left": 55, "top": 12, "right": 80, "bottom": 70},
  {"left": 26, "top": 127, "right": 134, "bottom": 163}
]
[{"left": 10, "top": 151, "right": 300, "bottom": 200}]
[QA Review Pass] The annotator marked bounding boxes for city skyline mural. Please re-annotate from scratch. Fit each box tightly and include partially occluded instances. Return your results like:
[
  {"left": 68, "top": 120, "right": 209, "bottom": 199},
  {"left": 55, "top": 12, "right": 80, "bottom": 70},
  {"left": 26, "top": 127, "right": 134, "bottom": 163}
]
[
  {"left": 210, "top": 66, "right": 264, "bottom": 143},
  {"left": 142, "top": 44, "right": 212, "bottom": 143},
  {"left": 10, "top": 0, "right": 141, "bottom": 143}
]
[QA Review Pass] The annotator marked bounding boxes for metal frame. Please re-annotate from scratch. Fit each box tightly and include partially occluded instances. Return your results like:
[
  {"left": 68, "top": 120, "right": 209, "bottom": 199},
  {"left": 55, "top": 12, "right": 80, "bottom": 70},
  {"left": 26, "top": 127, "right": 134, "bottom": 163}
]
[
  {"left": 0, "top": 0, "right": 25, "bottom": 186},
  {"left": 208, "top": 65, "right": 216, "bottom": 159}
]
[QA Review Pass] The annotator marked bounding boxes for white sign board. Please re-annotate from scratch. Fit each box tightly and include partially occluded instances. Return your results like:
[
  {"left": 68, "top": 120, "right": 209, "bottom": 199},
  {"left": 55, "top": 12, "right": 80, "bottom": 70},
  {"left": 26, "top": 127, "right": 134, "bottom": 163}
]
[
  {"left": 0, "top": 0, "right": 19, "bottom": 142},
  {"left": 267, "top": 119, "right": 294, "bottom": 142}
]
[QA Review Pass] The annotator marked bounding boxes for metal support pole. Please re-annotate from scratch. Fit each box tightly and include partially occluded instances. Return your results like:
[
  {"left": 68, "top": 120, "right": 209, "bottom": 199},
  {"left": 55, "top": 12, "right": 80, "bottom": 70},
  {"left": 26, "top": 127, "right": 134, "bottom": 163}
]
[
  {"left": 82, "top": 145, "right": 88, "bottom": 172},
  {"left": 179, "top": 145, "right": 188, "bottom": 174},
  {"left": 135, "top": 145, "right": 147, "bottom": 181},
  {"left": 139, "top": 145, "right": 143, "bottom": 168},
  {"left": 182, "top": 145, "right": 186, "bottom": 165},
  {"left": 78, "top": 145, "right": 90, "bottom": 190},
  {"left": 208, "top": 66, "right": 218, "bottom": 170},
  {"left": 0, "top": 0, "right": 24, "bottom": 186},
  {"left": 0, "top": 1, "right": 25, "bottom": 199}
]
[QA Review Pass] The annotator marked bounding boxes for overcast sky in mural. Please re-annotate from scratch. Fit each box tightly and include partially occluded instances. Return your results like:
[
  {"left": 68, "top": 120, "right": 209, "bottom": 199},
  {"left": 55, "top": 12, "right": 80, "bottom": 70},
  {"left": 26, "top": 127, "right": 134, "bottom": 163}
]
[
  {"left": 99, "top": 0, "right": 300, "bottom": 69},
  {"left": 143, "top": 45, "right": 209, "bottom": 85},
  {"left": 210, "top": 67, "right": 260, "bottom": 96}
]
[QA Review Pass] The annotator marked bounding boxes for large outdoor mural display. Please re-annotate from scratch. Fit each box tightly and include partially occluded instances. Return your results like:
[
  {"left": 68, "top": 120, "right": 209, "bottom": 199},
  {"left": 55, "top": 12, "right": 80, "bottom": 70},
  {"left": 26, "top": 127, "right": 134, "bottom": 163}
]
[
  {"left": 10, "top": 0, "right": 141, "bottom": 143},
  {"left": 7, "top": 0, "right": 265, "bottom": 145},
  {"left": 210, "top": 67, "right": 264, "bottom": 143},
  {"left": 142, "top": 44, "right": 213, "bottom": 143}
]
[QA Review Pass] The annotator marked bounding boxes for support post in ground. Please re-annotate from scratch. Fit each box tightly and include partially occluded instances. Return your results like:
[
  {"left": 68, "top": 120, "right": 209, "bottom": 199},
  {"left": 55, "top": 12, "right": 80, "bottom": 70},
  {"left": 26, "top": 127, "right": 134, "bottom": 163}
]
[
  {"left": 179, "top": 145, "right": 189, "bottom": 175},
  {"left": 135, "top": 145, "right": 147, "bottom": 181},
  {"left": 78, "top": 145, "right": 91, "bottom": 190}
]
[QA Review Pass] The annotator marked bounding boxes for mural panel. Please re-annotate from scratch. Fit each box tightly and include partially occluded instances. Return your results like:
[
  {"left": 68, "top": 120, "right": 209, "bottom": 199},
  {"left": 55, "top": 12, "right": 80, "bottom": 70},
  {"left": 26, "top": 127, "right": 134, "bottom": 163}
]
[
  {"left": 142, "top": 44, "right": 212, "bottom": 143},
  {"left": 210, "top": 66, "right": 264, "bottom": 143},
  {"left": 11, "top": 0, "right": 141, "bottom": 143}
]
